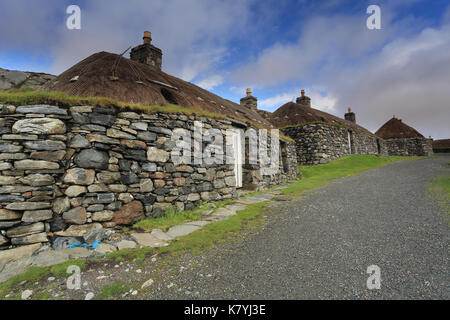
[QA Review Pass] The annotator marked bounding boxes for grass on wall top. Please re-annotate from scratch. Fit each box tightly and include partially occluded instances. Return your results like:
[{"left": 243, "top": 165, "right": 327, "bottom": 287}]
[
  {"left": 0, "top": 87, "right": 294, "bottom": 143},
  {"left": 280, "top": 121, "right": 381, "bottom": 139}
]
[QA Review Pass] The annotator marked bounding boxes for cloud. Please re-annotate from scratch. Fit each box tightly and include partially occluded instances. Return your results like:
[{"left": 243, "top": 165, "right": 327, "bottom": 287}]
[
  {"left": 259, "top": 89, "right": 336, "bottom": 113},
  {"left": 195, "top": 75, "right": 224, "bottom": 90}
]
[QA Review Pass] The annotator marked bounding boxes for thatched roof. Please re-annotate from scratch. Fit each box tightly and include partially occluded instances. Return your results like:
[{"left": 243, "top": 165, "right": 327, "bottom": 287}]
[
  {"left": 43, "top": 51, "right": 273, "bottom": 128},
  {"left": 432, "top": 139, "right": 450, "bottom": 149},
  {"left": 375, "top": 117, "right": 424, "bottom": 140},
  {"left": 267, "top": 101, "right": 373, "bottom": 135}
]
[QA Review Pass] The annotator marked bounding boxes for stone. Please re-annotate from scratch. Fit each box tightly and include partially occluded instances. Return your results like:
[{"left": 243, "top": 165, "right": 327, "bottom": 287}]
[
  {"left": 50, "top": 215, "right": 67, "bottom": 232},
  {"left": 13, "top": 118, "right": 66, "bottom": 135},
  {"left": 150, "top": 229, "right": 174, "bottom": 241},
  {"left": 87, "top": 204, "right": 105, "bottom": 212},
  {"left": 94, "top": 243, "right": 117, "bottom": 255},
  {"left": 130, "top": 122, "right": 148, "bottom": 131},
  {"left": 148, "top": 126, "right": 172, "bottom": 135},
  {"left": 16, "top": 105, "right": 67, "bottom": 115},
  {"left": 134, "top": 194, "right": 156, "bottom": 205},
  {"left": 131, "top": 233, "right": 168, "bottom": 248},
  {"left": 89, "top": 113, "right": 116, "bottom": 126},
  {"left": 21, "top": 210, "right": 53, "bottom": 223},
  {"left": 120, "top": 172, "right": 139, "bottom": 185},
  {"left": 64, "top": 168, "right": 95, "bottom": 185},
  {"left": 0, "top": 243, "right": 42, "bottom": 265},
  {"left": 201, "top": 191, "right": 219, "bottom": 201},
  {"left": 30, "top": 150, "right": 66, "bottom": 161},
  {"left": 65, "top": 185, "right": 87, "bottom": 197},
  {"left": 137, "top": 131, "right": 157, "bottom": 142},
  {"left": 224, "top": 176, "right": 236, "bottom": 187},
  {"left": 147, "top": 147, "right": 169, "bottom": 162},
  {"left": 116, "top": 240, "right": 136, "bottom": 250},
  {"left": 21, "top": 290, "right": 33, "bottom": 300},
  {"left": 11, "top": 232, "right": 48, "bottom": 245},
  {"left": 81, "top": 124, "right": 106, "bottom": 132},
  {"left": 118, "top": 193, "right": 134, "bottom": 204},
  {"left": 174, "top": 177, "right": 186, "bottom": 186},
  {"left": 187, "top": 193, "right": 201, "bottom": 201},
  {"left": 0, "top": 162, "right": 13, "bottom": 171},
  {"left": 91, "top": 210, "right": 114, "bottom": 222},
  {"left": 0, "top": 143, "right": 22, "bottom": 152},
  {"left": 154, "top": 180, "right": 165, "bottom": 188},
  {"left": 85, "top": 292, "right": 95, "bottom": 300},
  {"left": 108, "top": 184, "right": 127, "bottom": 193},
  {"left": 141, "top": 279, "right": 154, "bottom": 289},
  {"left": 96, "top": 193, "right": 115, "bottom": 204},
  {"left": 74, "top": 149, "right": 109, "bottom": 170},
  {"left": 86, "top": 133, "right": 119, "bottom": 145},
  {"left": 2, "top": 134, "right": 38, "bottom": 140},
  {"left": 6, "top": 202, "right": 51, "bottom": 211},
  {"left": 106, "top": 128, "right": 135, "bottom": 139},
  {"left": 69, "top": 135, "right": 90, "bottom": 148},
  {"left": 113, "top": 200, "right": 144, "bottom": 225},
  {"left": 0, "top": 153, "right": 27, "bottom": 160},
  {"left": 140, "top": 179, "right": 154, "bottom": 192},
  {"left": 0, "top": 176, "right": 17, "bottom": 185},
  {"left": 52, "top": 197, "right": 71, "bottom": 215},
  {"left": 70, "top": 106, "right": 92, "bottom": 113},
  {"left": 142, "top": 163, "right": 157, "bottom": 172},
  {"left": 63, "top": 207, "right": 87, "bottom": 225},
  {"left": 6, "top": 222, "right": 45, "bottom": 238},
  {"left": 20, "top": 174, "right": 55, "bottom": 186},
  {"left": 0, "top": 195, "right": 24, "bottom": 202},
  {"left": 118, "top": 112, "right": 140, "bottom": 119},
  {"left": 166, "top": 224, "right": 201, "bottom": 238},
  {"left": 123, "top": 149, "right": 147, "bottom": 161},
  {"left": 82, "top": 227, "right": 105, "bottom": 243},
  {"left": 14, "top": 160, "right": 59, "bottom": 170},
  {"left": 97, "top": 171, "right": 121, "bottom": 184},
  {"left": 121, "top": 139, "right": 146, "bottom": 149},
  {"left": 88, "top": 184, "right": 109, "bottom": 193},
  {"left": 175, "top": 165, "right": 194, "bottom": 173},
  {"left": 23, "top": 140, "right": 66, "bottom": 151},
  {"left": 54, "top": 223, "right": 102, "bottom": 237},
  {"left": 0, "top": 220, "right": 21, "bottom": 229}
]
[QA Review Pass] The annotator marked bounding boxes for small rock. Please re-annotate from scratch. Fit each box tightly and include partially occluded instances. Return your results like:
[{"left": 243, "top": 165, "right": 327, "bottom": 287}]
[
  {"left": 48, "top": 277, "right": 55, "bottom": 281},
  {"left": 21, "top": 289, "right": 33, "bottom": 300},
  {"left": 141, "top": 279, "right": 154, "bottom": 289},
  {"left": 85, "top": 292, "right": 94, "bottom": 300}
]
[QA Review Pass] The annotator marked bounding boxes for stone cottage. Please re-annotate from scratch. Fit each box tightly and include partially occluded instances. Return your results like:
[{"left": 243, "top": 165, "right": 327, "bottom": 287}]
[
  {"left": 0, "top": 32, "right": 298, "bottom": 252},
  {"left": 375, "top": 117, "right": 433, "bottom": 156}
]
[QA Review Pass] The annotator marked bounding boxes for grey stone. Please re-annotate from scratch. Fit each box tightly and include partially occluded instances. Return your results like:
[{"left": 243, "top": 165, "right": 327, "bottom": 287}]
[
  {"left": 91, "top": 210, "right": 114, "bottom": 222},
  {"left": 0, "top": 208, "right": 22, "bottom": 220},
  {"left": 0, "top": 220, "right": 21, "bottom": 229},
  {"left": 13, "top": 118, "right": 66, "bottom": 135},
  {"left": 87, "top": 204, "right": 104, "bottom": 212},
  {"left": 0, "top": 176, "right": 17, "bottom": 185},
  {"left": 0, "top": 162, "right": 13, "bottom": 171},
  {"left": 22, "top": 210, "right": 53, "bottom": 223},
  {"left": 52, "top": 197, "right": 71, "bottom": 214},
  {"left": 6, "top": 222, "right": 45, "bottom": 238},
  {"left": 137, "top": 131, "right": 157, "bottom": 142},
  {"left": 148, "top": 126, "right": 172, "bottom": 135},
  {"left": 63, "top": 207, "right": 87, "bottom": 225},
  {"left": 121, "top": 172, "right": 139, "bottom": 185},
  {"left": 0, "top": 144, "right": 22, "bottom": 152},
  {"left": 16, "top": 105, "right": 67, "bottom": 115},
  {"left": 11, "top": 232, "right": 48, "bottom": 245},
  {"left": 50, "top": 215, "right": 66, "bottom": 232},
  {"left": 0, "top": 153, "right": 27, "bottom": 160},
  {"left": 130, "top": 122, "right": 148, "bottom": 131},
  {"left": 90, "top": 113, "right": 116, "bottom": 126},
  {"left": 106, "top": 128, "right": 135, "bottom": 139},
  {"left": 166, "top": 224, "right": 201, "bottom": 238},
  {"left": 82, "top": 227, "right": 105, "bottom": 244},
  {"left": 64, "top": 185, "right": 87, "bottom": 197},
  {"left": 1, "top": 134, "right": 38, "bottom": 140},
  {"left": 69, "top": 135, "right": 90, "bottom": 148},
  {"left": 131, "top": 233, "right": 168, "bottom": 248},
  {"left": 80, "top": 124, "right": 106, "bottom": 132},
  {"left": 54, "top": 223, "right": 102, "bottom": 237},
  {"left": 116, "top": 240, "right": 137, "bottom": 250},
  {"left": 97, "top": 171, "right": 121, "bottom": 184},
  {"left": 74, "top": 149, "right": 109, "bottom": 170},
  {"left": 20, "top": 174, "right": 55, "bottom": 186},
  {"left": 142, "top": 163, "right": 157, "bottom": 172},
  {"left": 6, "top": 202, "right": 51, "bottom": 211},
  {"left": 96, "top": 193, "right": 115, "bottom": 204},
  {"left": 94, "top": 243, "right": 117, "bottom": 255},
  {"left": 0, "top": 234, "right": 8, "bottom": 246},
  {"left": 146, "top": 147, "right": 169, "bottom": 162},
  {"left": 140, "top": 179, "right": 154, "bottom": 192},
  {"left": 64, "top": 168, "right": 95, "bottom": 185},
  {"left": 14, "top": 160, "right": 59, "bottom": 170},
  {"left": 52, "top": 237, "right": 80, "bottom": 250},
  {"left": 0, "top": 243, "right": 41, "bottom": 265},
  {"left": 0, "top": 195, "right": 24, "bottom": 202},
  {"left": 150, "top": 229, "right": 174, "bottom": 241}
]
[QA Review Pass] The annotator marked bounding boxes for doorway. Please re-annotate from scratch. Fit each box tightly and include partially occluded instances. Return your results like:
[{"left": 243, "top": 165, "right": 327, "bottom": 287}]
[{"left": 232, "top": 129, "right": 243, "bottom": 188}]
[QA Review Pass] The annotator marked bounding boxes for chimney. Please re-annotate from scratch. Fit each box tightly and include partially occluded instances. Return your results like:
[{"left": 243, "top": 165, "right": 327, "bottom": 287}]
[
  {"left": 240, "top": 88, "right": 258, "bottom": 111},
  {"left": 345, "top": 107, "right": 356, "bottom": 123},
  {"left": 296, "top": 89, "right": 311, "bottom": 107},
  {"left": 130, "top": 31, "right": 163, "bottom": 71}
]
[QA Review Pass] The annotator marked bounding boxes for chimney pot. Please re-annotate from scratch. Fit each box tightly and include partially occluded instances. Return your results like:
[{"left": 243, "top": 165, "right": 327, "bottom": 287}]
[
  {"left": 348, "top": 107, "right": 351, "bottom": 113},
  {"left": 246, "top": 88, "right": 252, "bottom": 97},
  {"left": 143, "top": 31, "right": 152, "bottom": 44},
  {"left": 301, "top": 89, "right": 305, "bottom": 97}
]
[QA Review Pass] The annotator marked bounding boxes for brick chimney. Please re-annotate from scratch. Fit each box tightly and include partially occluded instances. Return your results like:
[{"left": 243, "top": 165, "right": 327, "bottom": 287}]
[
  {"left": 345, "top": 107, "right": 356, "bottom": 123},
  {"left": 130, "top": 31, "right": 163, "bottom": 71},
  {"left": 296, "top": 89, "right": 311, "bottom": 107},
  {"left": 240, "top": 88, "right": 258, "bottom": 111}
]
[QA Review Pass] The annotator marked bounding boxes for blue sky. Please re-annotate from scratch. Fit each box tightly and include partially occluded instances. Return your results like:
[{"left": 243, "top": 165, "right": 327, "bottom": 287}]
[{"left": 1, "top": 0, "right": 449, "bottom": 138}]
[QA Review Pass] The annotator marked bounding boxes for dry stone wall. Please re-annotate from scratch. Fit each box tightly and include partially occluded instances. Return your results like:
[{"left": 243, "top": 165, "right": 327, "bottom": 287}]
[
  {"left": 0, "top": 104, "right": 298, "bottom": 251},
  {"left": 380, "top": 138, "right": 433, "bottom": 156}
]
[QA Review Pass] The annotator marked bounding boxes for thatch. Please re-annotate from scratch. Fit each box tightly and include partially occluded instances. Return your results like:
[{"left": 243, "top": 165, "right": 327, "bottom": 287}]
[
  {"left": 43, "top": 51, "right": 273, "bottom": 128},
  {"left": 266, "top": 102, "right": 373, "bottom": 135},
  {"left": 432, "top": 139, "right": 450, "bottom": 149},
  {"left": 375, "top": 117, "right": 424, "bottom": 140}
]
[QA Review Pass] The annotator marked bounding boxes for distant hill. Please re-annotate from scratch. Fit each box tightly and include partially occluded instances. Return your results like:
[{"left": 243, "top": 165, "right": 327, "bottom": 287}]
[{"left": 0, "top": 67, "right": 55, "bottom": 90}]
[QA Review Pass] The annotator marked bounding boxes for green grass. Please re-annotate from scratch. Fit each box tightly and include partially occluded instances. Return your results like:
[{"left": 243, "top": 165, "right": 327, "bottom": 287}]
[
  {"left": 132, "top": 200, "right": 234, "bottom": 232},
  {"left": 282, "top": 155, "right": 422, "bottom": 198},
  {"left": 0, "top": 259, "right": 88, "bottom": 299},
  {"left": 94, "top": 282, "right": 132, "bottom": 300},
  {"left": 427, "top": 172, "right": 450, "bottom": 225}
]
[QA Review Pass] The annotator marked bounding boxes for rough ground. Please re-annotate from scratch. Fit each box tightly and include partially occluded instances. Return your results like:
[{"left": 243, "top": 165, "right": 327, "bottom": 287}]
[
  {"left": 5, "top": 155, "right": 449, "bottom": 300},
  {"left": 141, "top": 155, "right": 449, "bottom": 300}
]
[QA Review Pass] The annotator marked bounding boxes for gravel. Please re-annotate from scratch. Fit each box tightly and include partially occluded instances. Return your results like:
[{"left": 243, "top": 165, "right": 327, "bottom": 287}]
[{"left": 144, "top": 155, "right": 449, "bottom": 299}]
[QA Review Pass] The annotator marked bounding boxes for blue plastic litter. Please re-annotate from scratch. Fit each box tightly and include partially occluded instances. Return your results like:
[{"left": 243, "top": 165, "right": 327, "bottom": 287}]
[{"left": 69, "top": 241, "right": 100, "bottom": 250}]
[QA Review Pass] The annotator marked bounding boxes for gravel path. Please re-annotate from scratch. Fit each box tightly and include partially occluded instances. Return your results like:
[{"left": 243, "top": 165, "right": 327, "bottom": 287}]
[{"left": 145, "top": 155, "right": 449, "bottom": 300}]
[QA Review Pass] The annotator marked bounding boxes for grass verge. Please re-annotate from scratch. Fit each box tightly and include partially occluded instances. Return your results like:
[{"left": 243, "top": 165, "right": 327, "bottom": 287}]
[
  {"left": 282, "top": 154, "right": 424, "bottom": 198},
  {"left": 427, "top": 171, "right": 450, "bottom": 225}
]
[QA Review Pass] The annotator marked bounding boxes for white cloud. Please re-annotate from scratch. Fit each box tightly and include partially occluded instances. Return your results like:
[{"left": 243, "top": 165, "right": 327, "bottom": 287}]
[
  {"left": 195, "top": 75, "right": 224, "bottom": 90},
  {"left": 259, "top": 89, "right": 336, "bottom": 113}
]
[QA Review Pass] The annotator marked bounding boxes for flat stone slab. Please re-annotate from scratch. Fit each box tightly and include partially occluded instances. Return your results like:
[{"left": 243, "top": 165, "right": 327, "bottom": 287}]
[
  {"left": 150, "top": 229, "right": 174, "bottom": 241},
  {"left": 131, "top": 233, "right": 168, "bottom": 248},
  {"left": 94, "top": 243, "right": 117, "bottom": 255},
  {"left": 116, "top": 240, "right": 137, "bottom": 250},
  {"left": 166, "top": 224, "right": 201, "bottom": 238},
  {"left": 236, "top": 198, "right": 265, "bottom": 205},
  {"left": 225, "top": 204, "right": 246, "bottom": 213},
  {"left": 185, "top": 220, "right": 211, "bottom": 227},
  {"left": 212, "top": 208, "right": 236, "bottom": 217},
  {"left": 273, "top": 196, "right": 292, "bottom": 201}
]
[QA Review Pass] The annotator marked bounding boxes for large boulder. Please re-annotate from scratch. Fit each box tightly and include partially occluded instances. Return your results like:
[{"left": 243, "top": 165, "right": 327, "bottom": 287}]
[
  {"left": 113, "top": 200, "right": 144, "bottom": 225},
  {"left": 12, "top": 118, "right": 66, "bottom": 135}
]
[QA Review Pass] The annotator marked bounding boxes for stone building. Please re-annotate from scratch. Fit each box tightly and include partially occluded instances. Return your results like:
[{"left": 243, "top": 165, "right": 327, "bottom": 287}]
[
  {"left": 375, "top": 117, "right": 433, "bottom": 156},
  {"left": 0, "top": 32, "right": 298, "bottom": 251}
]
